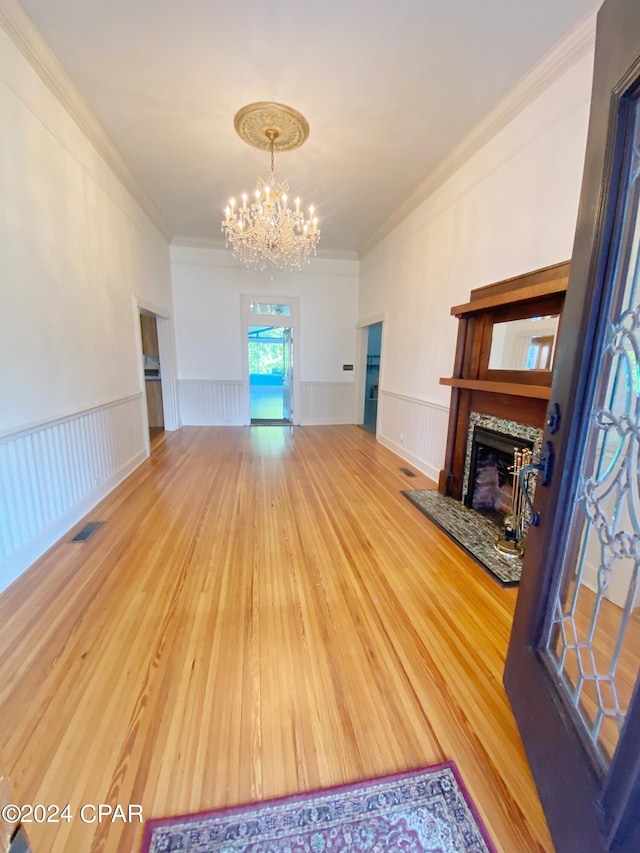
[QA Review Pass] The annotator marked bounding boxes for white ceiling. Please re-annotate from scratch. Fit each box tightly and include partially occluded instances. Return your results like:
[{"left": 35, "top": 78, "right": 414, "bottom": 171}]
[{"left": 15, "top": 0, "right": 598, "bottom": 256}]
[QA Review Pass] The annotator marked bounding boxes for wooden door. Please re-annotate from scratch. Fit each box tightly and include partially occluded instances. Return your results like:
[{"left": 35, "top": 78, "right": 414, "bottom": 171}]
[{"left": 504, "top": 1, "right": 640, "bottom": 851}]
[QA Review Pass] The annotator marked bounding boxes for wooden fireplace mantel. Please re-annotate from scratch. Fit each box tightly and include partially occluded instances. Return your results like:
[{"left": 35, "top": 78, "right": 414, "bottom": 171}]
[
  {"left": 439, "top": 378, "right": 552, "bottom": 399},
  {"left": 438, "top": 261, "right": 569, "bottom": 499}
]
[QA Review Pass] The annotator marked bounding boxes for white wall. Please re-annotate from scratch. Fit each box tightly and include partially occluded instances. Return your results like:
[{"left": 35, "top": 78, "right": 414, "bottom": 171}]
[
  {"left": 0, "top": 23, "right": 174, "bottom": 590},
  {"left": 359, "top": 46, "right": 595, "bottom": 480},
  {"left": 170, "top": 246, "right": 359, "bottom": 425}
]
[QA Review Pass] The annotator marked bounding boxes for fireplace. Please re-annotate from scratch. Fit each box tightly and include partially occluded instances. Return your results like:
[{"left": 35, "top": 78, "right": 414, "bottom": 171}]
[
  {"left": 464, "top": 426, "right": 534, "bottom": 521},
  {"left": 460, "top": 412, "right": 543, "bottom": 525}
]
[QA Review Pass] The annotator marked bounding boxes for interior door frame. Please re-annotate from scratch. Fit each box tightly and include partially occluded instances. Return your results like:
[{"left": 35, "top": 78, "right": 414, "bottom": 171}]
[
  {"left": 355, "top": 314, "right": 385, "bottom": 427},
  {"left": 132, "top": 296, "right": 180, "bottom": 451},
  {"left": 282, "top": 326, "right": 293, "bottom": 421},
  {"left": 241, "top": 295, "right": 300, "bottom": 425},
  {"left": 504, "top": 1, "right": 640, "bottom": 850}
]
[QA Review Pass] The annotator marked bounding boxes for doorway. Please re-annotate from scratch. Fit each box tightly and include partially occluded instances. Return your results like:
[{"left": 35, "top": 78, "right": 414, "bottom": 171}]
[
  {"left": 249, "top": 324, "right": 293, "bottom": 424},
  {"left": 362, "top": 322, "right": 382, "bottom": 435},
  {"left": 139, "top": 311, "right": 165, "bottom": 444},
  {"left": 242, "top": 297, "right": 299, "bottom": 425}
]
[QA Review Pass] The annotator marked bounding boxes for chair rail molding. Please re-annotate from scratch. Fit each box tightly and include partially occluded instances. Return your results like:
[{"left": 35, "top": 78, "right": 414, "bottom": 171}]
[
  {"left": 377, "top": 390, "right": 449, "bottom": 482},
  {"left": 0, "top": 394, "right": 147, "bottom": 592}
]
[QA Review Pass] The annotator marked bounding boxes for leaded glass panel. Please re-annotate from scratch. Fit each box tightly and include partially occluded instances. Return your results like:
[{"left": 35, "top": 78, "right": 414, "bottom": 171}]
[{"left": 544, "top": 93, "right": 640, "bottom": 769}]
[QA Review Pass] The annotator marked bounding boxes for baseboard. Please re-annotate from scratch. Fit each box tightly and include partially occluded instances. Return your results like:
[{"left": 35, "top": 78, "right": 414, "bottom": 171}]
[
  {"left": 0, "top": 449, "right": 147, "bottom": 593},
  {"left": 298, "top": 417, "right": 354, "bottom": 426},
  {"left": 377, "top": 433, "right": 440, "bottom": 483}
]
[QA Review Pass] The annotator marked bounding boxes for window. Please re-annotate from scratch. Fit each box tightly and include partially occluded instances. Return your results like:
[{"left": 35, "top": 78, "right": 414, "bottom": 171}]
[{"left": 248, "top": 302, "right": 291, "bottom": 316}]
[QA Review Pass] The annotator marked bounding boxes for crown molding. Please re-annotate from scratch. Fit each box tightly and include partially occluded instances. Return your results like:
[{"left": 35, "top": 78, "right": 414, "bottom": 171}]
[
  {"left": 0, "top": 0, "right": 173, "bottom": 240},
  {"left": 316, "top": 247, "right": 360, "bottom": 262},
  {"left": 171, "top": 236, "right": 228, "bottom": 251},
  {"left": 359, "top": 6, "right": 599, "bottom": 259},
  {"left": 171, "top": 235, "right": 359, "bottom": 263}
]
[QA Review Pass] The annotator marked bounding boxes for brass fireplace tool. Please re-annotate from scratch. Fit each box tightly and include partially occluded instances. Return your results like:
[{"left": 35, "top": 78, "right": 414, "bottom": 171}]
[{"left": 495, "top": 447, "right": 534, "bottom": 557}]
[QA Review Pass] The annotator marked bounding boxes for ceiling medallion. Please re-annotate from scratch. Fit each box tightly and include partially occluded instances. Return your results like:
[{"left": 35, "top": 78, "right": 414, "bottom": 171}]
[{"left": 221, "top": 102, "right": 320, "bottom": 272}]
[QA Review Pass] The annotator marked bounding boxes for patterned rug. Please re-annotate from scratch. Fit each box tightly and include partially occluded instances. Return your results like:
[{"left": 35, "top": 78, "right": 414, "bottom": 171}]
[
  {"left": 141, "top": 762, "right": 496, "bottom": 852},
  {"left": 402, "top": 489, "right": 522, "bottom": 586}
]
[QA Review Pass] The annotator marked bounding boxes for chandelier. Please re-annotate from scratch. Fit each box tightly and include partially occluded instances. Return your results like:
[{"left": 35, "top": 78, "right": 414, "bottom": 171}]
[{"left": 221, "top": 102, "right": 320, "bottom": 272}]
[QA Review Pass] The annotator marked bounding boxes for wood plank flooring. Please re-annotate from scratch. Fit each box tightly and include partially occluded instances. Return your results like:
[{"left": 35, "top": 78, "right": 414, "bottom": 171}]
[{"left": 0, "top": 426, "right": 553, "bottom": 852}]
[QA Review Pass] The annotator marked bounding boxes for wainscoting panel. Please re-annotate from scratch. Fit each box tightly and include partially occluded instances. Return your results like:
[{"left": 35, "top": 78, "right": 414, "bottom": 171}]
[
  {"left": 0, "top": 394, "right": 147, "bottom": 591},
  {"left": 377, "top": 390, "right": 449, "bottom": 481},
  {"left": 178, "top": 380, "right": 244, "bottom": 425},
  {"left": 299, "top": 382, "right": 354, "bottom": 425}
]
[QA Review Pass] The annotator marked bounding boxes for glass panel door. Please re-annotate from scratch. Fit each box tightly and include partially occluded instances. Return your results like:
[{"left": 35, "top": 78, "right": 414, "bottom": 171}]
[
  {"left": 504, "top": 12, "right": 640, "bottom": 846},
  {"left": 543, "top": 96, "right": 640, "bottom": 768},
  {"left": 544, "top": 122, "right": 640, "bottom": 764}
]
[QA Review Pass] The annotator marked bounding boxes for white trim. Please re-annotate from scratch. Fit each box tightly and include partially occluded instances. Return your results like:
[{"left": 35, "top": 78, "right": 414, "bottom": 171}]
[
  {"left": 357, "top": 313, "right": 386, "bottom": 329},
  {"left": 242, "top": 295, "right": 301, "bottom": 425},
  {"left": 1, "top": 0, "right": 597, "bottom": 262},
  {"left": 170, "top": 244, "right": 359, "bottom": 275},
  {"left": 0, "top": 394, "right": 148, "bottom": 590},
  {"left": 376, "top": 390, "right": 449, "bottom": 481},
  {"left": 134, "top": 295, "right": 180, "bottom": 432},
  {"left": 132, "top": 299, "right": 151, "bottom": 457},
  {"left": 171, "top": 235, "right": 359, "bottom": 262},
  {"left": 135, "top": 296, "right": 173, "bottom": 319},
  {"left": 0, "top": 0, "right": 172, "bottom": 241},
  {"left": 359, "top": 7, "right": 598, "bottom": 258},
  {"left": 157, "top": 317, "right": 180, "bottom": 431},
  {"left": 299, "top": 381, "right": 354, "bottom": 425},
  {"left": 355, "top": 327, "right": 369, "bottom": 426},
  {"left": 0, "top": 393, "right": 143, "bottom": 442},
  {"left": 377, "top": 434, "right": 440, "bottom": 483},
  {"left": 356, "top": 318, "right": 385, "bottom": 431},
  {"left": 177, "top": 380, "right": 244, "bottom": 425},
  {"left": 0, "top": 449, "right": 146, "bottom": 593},
  {"left": 381, "top": 389, "right": 449, "bottom": 413}
]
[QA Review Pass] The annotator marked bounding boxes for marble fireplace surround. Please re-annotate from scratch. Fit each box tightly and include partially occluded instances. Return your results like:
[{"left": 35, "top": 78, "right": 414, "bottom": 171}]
[{"left": 462, "top": 412, "right": 544, "bottom": 508}]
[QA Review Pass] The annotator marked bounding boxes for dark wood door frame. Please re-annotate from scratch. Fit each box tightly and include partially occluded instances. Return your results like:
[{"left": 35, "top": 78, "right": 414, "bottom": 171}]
[{"left": 504, "top": 1, "right": 640, "bottom": 851}]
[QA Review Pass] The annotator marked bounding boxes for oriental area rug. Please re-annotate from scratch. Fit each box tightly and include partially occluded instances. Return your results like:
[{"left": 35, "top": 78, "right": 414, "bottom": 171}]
[
  {"left": 141, "top": 762, "right": 496, "bottom": 853},
  {"left": 402, "top": 489, "right": 522, "bottom": 586}
]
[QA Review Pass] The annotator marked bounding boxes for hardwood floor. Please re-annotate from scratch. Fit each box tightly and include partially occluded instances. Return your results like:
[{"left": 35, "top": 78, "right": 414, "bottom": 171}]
[{"left": 0, "top": 426, "right": 553, "bottom": 852}]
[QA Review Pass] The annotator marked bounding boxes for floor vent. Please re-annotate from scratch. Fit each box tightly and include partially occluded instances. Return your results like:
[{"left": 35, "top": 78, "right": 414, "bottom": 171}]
[
  {"left": 400, "top": 467, "right": 417, "bottom": 477},
  {"left": 70, "top": 521, "right": 104, "bottom": 542}
]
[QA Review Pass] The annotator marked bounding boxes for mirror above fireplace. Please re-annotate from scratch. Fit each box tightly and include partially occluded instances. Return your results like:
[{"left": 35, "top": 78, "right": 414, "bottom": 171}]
[{"left": 488, "top": 314, "right": 560, "bottom": 372}]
